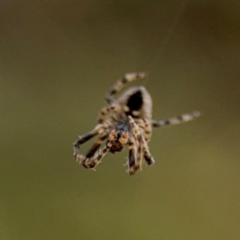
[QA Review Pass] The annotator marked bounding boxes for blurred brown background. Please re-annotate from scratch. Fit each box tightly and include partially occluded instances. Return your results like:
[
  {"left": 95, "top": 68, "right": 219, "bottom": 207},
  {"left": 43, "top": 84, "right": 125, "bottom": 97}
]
[{"left": 0, "top": 0, "right": 240, "bottom": 239}]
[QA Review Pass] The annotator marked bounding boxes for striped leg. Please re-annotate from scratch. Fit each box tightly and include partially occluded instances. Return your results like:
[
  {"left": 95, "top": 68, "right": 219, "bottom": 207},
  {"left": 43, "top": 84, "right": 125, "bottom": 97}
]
[
  {"left": 106, "top": 72, "right": 148, "bottom": 104},
  {"left": 128, "top": 116, "right": 145, "bottom": 174},
  {"left": 83, "top": 140, "right": 113, "bottom": 169},
  {"left": 97, "top": 104, "right": 121, "bottom": 123},
  {"left": 152, "top": 111, "right": 201, "bottom": 128},
  {"left": 134, "top": 118, "right": 152, "bottom": 142},
  {"left": 73, "top": 123, "right": 108, "bottom": 162},
  {"left": 83, "top": 129, "right": 126, "bottom": 170},
  {"left": 142, "top": 137, "right": 155, "bottom": 166},
  {"left": 85, "top": 135, "right": 108, "bottom": 159},
  {"left": 128, "top": 116, "right": 154, "bottom": 169},
  {"left": 127, "top": 134, "right": 144, "bottom": 175},
  {"left": 142, "top": 119, "right": 152, "bottom": 142},
  {"left": 127, "top": 138, "right": 137, "bottom": 175},
  {"left": 98, "top": 106, "right": 111, "bottom": 123},
  {"left": 76, "top": 134, "right": 108, "bottom": 165},
  {"left": 73, "top": 125, "right": 101, "bottom": 157}
]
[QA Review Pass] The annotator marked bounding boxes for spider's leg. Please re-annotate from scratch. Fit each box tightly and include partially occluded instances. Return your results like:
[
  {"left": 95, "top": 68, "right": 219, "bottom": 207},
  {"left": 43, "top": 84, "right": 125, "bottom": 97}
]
[
  {"left": 73, "top": 124, "right": 106, "bottom": 161},
  {"left": 128, "top": 116, "right": 144, "bottom": 174},
  {"left": 142, "top": 119, "right": 152, "bottom": 142},
  {"left": 97, "top": 104, "right": 121, "bottom": 123},
  {"left": 152, "top": 111, "right": 201, "bottom": 128},
  {"left": 142, "top": 137, "right": 155, "bottom": 166},
  {"left": 137, "top": 119, "right": 155, "bottom": 167},
  {"left": 82, "top": 141, "right": 112, "bottom": 169},
  {"left": 130, "top": 117, "right": 155, "bottom": 166},
  {"left": 131, "top": 135, "right": 144, "bottom": 174},
  {"left": 98, "top": 106, "right": 111, "bottom": 123},
  {"left": 127, "top": 135, "right": 145, "bottom": 175},
  {"left": 83, "top": 129, "right": 118, "bottom": 169},
  {"left": 127, "top": 137, "right": 137, "bottom": 175},
  {"left": 85, "top": 134, "right": 108, "bottom": 159},
  {"left": 131, "top": 118, "right": 152, "bottom": 142},
  {"left": 76, "top": 133, "right": 109, "bottom": 165},
  {"left": 136, "top": 135, "right": 144, "bottom": 170},
  {"left": 106, "top": 72, "right": 148, "bottom": 104}
]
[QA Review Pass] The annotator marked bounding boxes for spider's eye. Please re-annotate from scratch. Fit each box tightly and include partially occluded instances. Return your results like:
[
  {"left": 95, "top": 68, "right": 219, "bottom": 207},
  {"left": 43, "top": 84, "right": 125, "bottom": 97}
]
[{"left": 125, "top": 90, "right": 143, "bottom": 117}]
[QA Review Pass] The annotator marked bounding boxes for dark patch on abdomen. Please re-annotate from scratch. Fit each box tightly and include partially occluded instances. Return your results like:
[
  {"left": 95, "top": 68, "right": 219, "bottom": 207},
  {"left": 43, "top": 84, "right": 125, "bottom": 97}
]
[{"left": 126, "top": 90, "right": 143, "bottom": 111}]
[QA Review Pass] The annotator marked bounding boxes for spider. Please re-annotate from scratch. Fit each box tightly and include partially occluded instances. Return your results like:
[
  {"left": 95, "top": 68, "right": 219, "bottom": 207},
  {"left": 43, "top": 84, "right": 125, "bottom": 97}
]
[{"left": 73, "top": 72, "right": 201, "bottom": 175}]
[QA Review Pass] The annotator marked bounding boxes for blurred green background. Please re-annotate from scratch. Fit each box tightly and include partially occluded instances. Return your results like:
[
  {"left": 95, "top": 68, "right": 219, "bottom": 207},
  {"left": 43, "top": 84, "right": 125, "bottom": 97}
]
[{"left": 1, "top": 0, "right": 240, "bottom": 239}]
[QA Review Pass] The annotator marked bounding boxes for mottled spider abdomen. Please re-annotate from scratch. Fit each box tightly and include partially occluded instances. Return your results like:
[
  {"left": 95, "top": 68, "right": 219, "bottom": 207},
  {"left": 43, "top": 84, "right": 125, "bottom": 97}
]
[{"left": 118, "top": 86, "right": 152, "bottom": 120}]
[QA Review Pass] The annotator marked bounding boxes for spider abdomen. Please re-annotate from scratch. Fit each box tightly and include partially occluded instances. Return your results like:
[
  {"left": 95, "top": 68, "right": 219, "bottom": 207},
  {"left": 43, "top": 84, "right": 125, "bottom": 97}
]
[{"left": 118, "top": 86, "right": 152, "bottom": 120}]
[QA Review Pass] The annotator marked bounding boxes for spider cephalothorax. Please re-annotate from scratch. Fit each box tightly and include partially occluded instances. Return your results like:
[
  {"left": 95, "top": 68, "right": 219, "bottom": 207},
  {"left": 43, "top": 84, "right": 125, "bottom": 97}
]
[{"left": 73, "top": 72, "right": 200, "bottom": 175}]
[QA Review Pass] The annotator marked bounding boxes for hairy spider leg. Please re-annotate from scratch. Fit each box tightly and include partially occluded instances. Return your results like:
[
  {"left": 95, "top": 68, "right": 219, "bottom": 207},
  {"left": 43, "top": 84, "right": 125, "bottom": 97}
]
[
  {"left": 152, "top": 111, "right": 201, "bottom": 128},
  {"left": 133, "top": 118, "right": 152, "bottom": 142},
  {"left": 128, "top": 135, "right": 144, "bottom": 175},
  {"left": 82, "top": 140, "right": 112, "bottom": 169},
  {"left": 106, "top": 72, "right": 148, "bottom": 104},
  {"left": 98, "top": 104, "right": 122, "bottom": 123},
  {"left": 138, "top": 118, "right": 152, "bottom": 142},
  {"left": 128, "top": 116, "right": 155, "bottom": 170},
  {"left": 142, "top": 119, "right": 152, "bottom": 142},
  {"left": 98, "top": 106, "right": 112, "bottom": 123},
  {"left": 85, "top": 135, "right": 108, "bottom": 159},
  {"left": 142, "top": 136, "right": 155, "bottom": 166},
  {"left": 128, "top": 116, "right": 145, "bottom": 174},
  {"left": 73, "top": 123, "right": 109, "bottom": 162},
  {"left": 83, "top": 129, "right": 129, "bottom": 170},
  {"left": 127, "top": 137, "right": 138, "bottom": 175}
]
